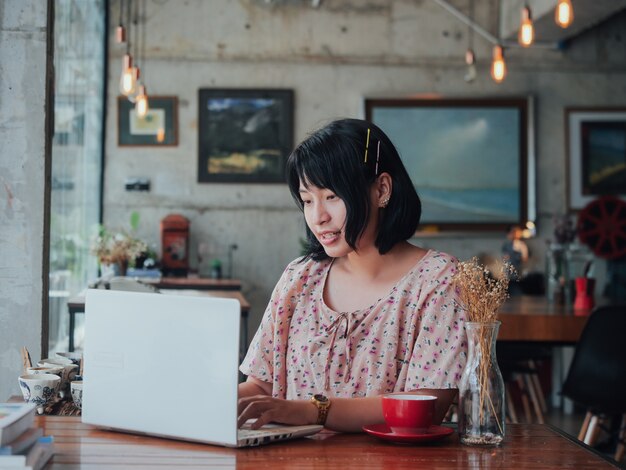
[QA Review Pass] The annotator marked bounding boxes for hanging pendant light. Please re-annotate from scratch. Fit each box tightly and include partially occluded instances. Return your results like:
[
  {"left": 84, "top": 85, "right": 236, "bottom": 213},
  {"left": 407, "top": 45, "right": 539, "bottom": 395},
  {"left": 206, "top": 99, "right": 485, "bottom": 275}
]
[
  {"left": 490, "top": 45, "right": 506, "bottom": 83},
  {"left": 463, "top": 0, "right": 477, "bottom": 83},
  {"left": 116, "top": 0, "right": 126, "bottom": 43},
  {"left": 118, "top": 0, "right": 136, "bottom": 96},
  {"left": 518, "top": 6, "right": 534, "bottom": 47},
  {"left": 555, "top": 0, "right": 574, "bottom": 28},
  {"left": 464, "top": 49, "right": 477, "bottom": 83},
  {"left": 119, "top": 53, "right": 137, "bottom": 95},
  {"left": 135, "top": 85, "right": 149, "bottom": 118},
  {"left": 126, "top": 0, "right": 142, "bottom": 103}
]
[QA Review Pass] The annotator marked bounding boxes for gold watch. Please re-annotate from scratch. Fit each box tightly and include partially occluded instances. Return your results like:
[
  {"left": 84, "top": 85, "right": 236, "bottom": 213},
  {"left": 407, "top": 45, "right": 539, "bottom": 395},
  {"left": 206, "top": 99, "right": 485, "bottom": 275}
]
[{"left": 310, "top": 394, "right": 331, "bottom": 425}]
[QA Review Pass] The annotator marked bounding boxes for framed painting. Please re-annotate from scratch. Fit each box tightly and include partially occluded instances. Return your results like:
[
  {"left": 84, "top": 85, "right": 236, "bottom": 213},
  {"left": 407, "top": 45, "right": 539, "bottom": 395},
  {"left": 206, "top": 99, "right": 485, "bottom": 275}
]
[
  {"left": 198, "top": 88, "right": 294, "bottom": 183},
  {"left": 365, "top": 97, "right": 531, "bottom": 231},
  {"left": 118, "top": 96, "right": 178, "bottom": 146},
  {"left": 566, "top": 108, "right": 626, "bottom": 210}
]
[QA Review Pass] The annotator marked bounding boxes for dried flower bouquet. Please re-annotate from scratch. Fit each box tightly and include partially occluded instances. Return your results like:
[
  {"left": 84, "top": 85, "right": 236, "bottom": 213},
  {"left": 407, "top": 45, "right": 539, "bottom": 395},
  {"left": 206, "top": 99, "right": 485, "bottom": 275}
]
[
  {"left": 91, "top": 228, "right": 146, "bottom": 269},
  {"left": 453, "top": 257, "right": 514, "bottom": 445}
]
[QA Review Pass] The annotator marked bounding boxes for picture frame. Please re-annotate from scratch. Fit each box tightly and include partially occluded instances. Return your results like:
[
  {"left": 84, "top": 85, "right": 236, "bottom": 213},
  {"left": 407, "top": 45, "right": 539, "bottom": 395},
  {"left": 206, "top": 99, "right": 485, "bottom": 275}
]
[
  {"left": 566, "top": 108, "right": 626, "bottom": 210},
  {"left": 117, "top": 96, "right": 178, "bottom": 146},
  {"left": 198, "top": 88, "right": 294, "bottom": 183},
  {"left": 365, "top": 97, "right": 531, "bottom": 231}
]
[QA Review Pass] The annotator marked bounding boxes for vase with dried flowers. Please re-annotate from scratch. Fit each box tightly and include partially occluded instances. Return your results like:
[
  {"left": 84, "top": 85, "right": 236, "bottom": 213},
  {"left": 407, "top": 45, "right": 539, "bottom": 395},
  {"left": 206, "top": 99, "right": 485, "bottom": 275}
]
[
  {"left": 453, "top": 257, "right": 513, "bottom": 446},
  {"left": 91, "top": 212, "right": 147, "bottom": 276},
  {"left": 545, "top": 213, "right": 578, "bottom": 303}
]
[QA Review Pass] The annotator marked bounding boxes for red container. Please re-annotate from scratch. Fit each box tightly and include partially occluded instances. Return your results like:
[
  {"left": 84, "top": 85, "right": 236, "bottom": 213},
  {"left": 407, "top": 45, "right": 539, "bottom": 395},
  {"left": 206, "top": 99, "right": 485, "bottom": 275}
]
[
  {"left": 160, "top": 214, "right": 190, "bottom": 277},
  {"left": 574, "top": 277, "right": 595, "bottom": 314}
]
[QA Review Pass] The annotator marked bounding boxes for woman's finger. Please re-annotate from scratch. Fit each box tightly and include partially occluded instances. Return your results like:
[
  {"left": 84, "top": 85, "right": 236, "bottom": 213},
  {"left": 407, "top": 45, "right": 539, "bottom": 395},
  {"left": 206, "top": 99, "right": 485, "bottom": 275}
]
[
  {"left": 249, "top": 410, "right": 273, "bottom": 430},
  {"left": 237, "top": 394, "right": 269, "bottom": 414},
  {"left": 238, "top": 399, "right": 272, "bottom": 428}
]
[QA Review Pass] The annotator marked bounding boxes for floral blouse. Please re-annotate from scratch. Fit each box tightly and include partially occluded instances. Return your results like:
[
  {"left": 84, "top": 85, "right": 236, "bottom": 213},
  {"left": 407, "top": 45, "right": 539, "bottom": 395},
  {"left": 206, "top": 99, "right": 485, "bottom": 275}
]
[{"left": 240, "top": 250, "right": 467, "bottom": 399}]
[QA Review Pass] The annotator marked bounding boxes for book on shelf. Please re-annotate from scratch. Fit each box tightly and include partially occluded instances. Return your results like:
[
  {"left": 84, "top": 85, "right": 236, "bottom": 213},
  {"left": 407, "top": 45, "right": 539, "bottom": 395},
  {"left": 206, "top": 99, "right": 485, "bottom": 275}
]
[
  {"left": 0, "top": 436, "right": 54, "bottom": 470},
  {"left": 0, "top": 427, "right": 43, "bottom": 455},
  {"left": 0, "top": 404, "right": 36, "bottom": 447}
]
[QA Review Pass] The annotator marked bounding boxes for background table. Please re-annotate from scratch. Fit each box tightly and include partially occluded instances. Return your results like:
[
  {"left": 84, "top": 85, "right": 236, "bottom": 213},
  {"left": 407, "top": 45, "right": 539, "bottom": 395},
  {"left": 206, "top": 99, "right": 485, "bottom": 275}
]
[
  {"left": 141, "top": 276, "right": 241, "bottom": 291},
  {"left": 498, "top": 296, "right": 589, "bottom": 343},
  {"left": 33, "top": 416, "right": 623, "bottom": 469}
]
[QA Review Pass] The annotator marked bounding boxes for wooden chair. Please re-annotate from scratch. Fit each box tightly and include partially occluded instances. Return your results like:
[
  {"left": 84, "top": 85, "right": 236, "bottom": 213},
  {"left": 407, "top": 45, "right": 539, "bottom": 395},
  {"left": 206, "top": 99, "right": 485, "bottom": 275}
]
[{"left": 561, "top": 304, "right": 626, "bottom": 463}]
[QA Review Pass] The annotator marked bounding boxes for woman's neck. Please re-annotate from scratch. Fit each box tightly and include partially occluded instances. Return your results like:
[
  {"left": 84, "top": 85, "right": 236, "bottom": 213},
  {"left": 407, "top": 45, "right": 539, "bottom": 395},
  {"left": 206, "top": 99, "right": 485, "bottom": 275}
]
[
  {"left": 323, "top": 241, "right": 428, "bottom": 313},
  {"left": 338, "top": 241, "right": 424, "bottom": 281}
]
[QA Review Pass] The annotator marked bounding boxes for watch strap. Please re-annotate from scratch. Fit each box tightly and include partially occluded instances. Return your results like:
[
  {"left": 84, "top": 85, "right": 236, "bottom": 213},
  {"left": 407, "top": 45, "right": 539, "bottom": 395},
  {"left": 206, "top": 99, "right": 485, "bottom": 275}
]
[{"left": 311, "top": 394, "right": 331, "bottom": 426}]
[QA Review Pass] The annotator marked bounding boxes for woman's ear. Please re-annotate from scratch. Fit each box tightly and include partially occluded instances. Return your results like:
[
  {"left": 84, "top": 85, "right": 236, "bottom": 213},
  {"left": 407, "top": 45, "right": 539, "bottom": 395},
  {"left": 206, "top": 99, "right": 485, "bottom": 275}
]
[{"left": 376, "top": 172, "right": 392, "bottom": 208}]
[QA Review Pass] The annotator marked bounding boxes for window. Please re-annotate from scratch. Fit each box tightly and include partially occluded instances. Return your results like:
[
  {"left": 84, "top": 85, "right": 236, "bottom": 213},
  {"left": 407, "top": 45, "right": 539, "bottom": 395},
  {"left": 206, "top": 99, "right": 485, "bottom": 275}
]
[{"left": 48, "top": 0, "right": 106, "bottom": 353}]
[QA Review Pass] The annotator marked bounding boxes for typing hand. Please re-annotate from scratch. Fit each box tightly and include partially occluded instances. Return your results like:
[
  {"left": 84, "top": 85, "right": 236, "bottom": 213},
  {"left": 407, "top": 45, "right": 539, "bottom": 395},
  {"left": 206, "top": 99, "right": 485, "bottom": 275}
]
[{"left": 237, "top": 395, "right": 316, "bottom": 429}]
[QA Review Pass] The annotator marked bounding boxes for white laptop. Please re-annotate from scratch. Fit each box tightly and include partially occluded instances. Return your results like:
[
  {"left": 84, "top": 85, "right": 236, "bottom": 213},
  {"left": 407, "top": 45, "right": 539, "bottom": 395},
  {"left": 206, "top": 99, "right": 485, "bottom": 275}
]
[{"left": 82, "top": 289, "right": 322, "bottom": 447}]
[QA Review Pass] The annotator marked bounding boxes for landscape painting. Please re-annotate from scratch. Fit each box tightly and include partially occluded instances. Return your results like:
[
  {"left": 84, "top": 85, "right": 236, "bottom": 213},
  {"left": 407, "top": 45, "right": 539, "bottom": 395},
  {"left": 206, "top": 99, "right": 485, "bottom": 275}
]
[
  {"left": 366, "top": 98, "right": 528, "bottom": 231},
  {"left": 198, "top": 89, "right": 294, "bottom": 183}
]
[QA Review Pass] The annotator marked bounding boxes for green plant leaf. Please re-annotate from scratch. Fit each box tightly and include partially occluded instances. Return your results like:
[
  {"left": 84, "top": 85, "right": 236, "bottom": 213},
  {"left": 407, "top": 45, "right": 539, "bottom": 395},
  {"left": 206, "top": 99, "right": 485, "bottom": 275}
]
[{"left": 130, "top": 211, "right": 140, "bottom": 232}]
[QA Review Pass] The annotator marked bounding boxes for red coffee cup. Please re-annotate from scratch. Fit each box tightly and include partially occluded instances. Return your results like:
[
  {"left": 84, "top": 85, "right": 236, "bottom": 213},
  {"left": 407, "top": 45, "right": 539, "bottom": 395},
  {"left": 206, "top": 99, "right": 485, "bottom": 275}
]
[{"left": 382, "top": 394, "right": 438, "bottom": 434}]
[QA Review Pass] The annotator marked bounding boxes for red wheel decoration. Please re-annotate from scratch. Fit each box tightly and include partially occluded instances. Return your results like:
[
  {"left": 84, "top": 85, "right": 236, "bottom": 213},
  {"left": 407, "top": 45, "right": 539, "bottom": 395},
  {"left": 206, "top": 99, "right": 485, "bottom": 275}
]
[{"left": 577, "top": 196, "right": 626, "bottom": 260}]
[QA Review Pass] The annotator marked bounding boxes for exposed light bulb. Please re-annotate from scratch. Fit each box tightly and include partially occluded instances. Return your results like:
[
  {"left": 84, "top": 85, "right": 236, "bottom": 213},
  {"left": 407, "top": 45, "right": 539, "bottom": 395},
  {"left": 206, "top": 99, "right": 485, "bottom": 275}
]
[
  {"left": 555, "top": 0, "right": 573, "bottom": 29},
  {"left": 116, "top": 25, "right": 126, "bottom": 43},
  {"left": 518, "top": 6, "right": 534, "bottom": 47},
  {"left": 490, "top": 45, "right": 506, "bottom": 83},
  {"left": 522, "top": 221, "right": 537, "bottom": 239},
  {"left": 135, "top": 85, "right": 149, "bottom": 118},
  {"left": 156, "top": 127, "right": 165, "bottom": 143},
  {"left": 126, "top": 68, "right": 142, "bottom": 103},
  {"left": 464, "top": 49, "right": 477, "bottom": 83},
  {"left": 119, "top": 54, "right": 137, "bottom": 96}
]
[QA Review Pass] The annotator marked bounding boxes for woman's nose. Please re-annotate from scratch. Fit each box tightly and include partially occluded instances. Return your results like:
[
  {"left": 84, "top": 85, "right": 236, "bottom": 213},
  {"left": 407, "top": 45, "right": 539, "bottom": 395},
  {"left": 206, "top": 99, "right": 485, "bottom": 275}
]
[{"left": 310, "top": 202, "right": 330, "bottom": 225}]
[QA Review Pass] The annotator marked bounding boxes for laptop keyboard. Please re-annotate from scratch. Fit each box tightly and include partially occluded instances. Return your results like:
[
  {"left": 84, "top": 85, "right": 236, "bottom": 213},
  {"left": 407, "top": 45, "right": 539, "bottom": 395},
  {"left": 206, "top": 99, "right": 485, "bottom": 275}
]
[{"left": 237, "top": 424, "right": 314, "bottom": 447}]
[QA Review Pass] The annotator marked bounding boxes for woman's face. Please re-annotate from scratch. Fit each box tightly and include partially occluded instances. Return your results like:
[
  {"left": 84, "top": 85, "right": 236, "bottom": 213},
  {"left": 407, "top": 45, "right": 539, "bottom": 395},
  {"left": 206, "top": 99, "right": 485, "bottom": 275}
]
[{"left": 299, "top": 182, "right": 353, "bottom": 258}]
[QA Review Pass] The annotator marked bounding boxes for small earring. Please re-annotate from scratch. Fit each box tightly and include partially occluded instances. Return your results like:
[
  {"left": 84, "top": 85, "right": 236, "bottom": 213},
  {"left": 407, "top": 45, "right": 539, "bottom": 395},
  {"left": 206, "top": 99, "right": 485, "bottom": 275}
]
[{"left": 380, "top": 197, "right": 390, "bottom": 208}]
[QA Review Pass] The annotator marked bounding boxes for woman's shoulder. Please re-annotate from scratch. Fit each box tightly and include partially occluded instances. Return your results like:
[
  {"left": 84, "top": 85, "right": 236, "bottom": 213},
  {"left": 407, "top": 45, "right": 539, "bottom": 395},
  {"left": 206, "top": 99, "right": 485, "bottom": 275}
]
[
  {"left": 278, "top": 256, "right": 332, "bottom": 286},
  {"left": 414, "top": 250, "right": 459, "bottom": 279},
  {"left": 420, "top": 249, "right": 458, "bottom": 268}
]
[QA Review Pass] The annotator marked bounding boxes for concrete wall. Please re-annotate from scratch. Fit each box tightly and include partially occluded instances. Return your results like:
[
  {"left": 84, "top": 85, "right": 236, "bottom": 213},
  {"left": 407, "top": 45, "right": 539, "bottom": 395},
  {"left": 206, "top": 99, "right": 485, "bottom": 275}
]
[
  {"left": 0, "top": 0, "right": 48, "bottom": 400},
  {"left": 0, "top": 0, "right": 624, "bottom": 399},
  {"left": 103, "top": 0, "right": 626, "bottom": 346}
]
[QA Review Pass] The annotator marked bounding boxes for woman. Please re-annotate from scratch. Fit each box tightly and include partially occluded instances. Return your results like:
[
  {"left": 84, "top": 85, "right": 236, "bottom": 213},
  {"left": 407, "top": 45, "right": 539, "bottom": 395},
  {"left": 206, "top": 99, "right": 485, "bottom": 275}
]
[{"left": 238, "top": 119, "right": 467, "bottom": 433}]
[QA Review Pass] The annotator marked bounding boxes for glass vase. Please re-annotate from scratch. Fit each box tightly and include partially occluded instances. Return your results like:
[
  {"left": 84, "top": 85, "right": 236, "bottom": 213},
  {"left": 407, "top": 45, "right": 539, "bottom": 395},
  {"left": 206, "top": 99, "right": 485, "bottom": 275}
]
[
  {"left": 545, "top": 243, "right": 571, "bottom": 305},
  {"left": 458, "top": 321, "right": 505, "bottom": 446}
]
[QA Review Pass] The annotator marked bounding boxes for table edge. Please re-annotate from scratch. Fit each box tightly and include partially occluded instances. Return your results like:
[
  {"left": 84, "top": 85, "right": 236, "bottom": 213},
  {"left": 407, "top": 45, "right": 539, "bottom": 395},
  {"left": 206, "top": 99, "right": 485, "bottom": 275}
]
[{"left": 545, "top": 423, "right": 625, "bottom": 469}]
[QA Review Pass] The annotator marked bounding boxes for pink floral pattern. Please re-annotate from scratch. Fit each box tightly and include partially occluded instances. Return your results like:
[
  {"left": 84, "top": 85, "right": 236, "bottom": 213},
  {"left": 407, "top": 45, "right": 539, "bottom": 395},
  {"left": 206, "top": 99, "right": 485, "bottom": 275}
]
[{"left": 240, "top": 250, "right": 467, "bottom": 399}]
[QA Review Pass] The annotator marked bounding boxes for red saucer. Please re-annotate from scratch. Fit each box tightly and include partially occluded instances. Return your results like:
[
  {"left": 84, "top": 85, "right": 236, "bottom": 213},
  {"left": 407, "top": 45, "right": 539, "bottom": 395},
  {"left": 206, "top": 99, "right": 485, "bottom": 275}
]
[{"left": 362, "top": 424, "right": 454, "bottom": 444}]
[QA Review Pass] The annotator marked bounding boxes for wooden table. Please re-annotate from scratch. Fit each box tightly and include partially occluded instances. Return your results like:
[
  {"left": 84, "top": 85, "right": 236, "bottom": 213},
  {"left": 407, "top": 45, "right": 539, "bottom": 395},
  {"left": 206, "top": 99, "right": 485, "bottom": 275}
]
[
  {"left": 34, "top": 416, "right": 622, "bottom": 469},
  {"left": 67, "top": 290, "right": 250, "bottom": 352},
  {"left": 142, "top": 276, "right": 241, "bottom": 291},
  {"left": 498, "top": 296, "right": 590, "bottom": 344}
]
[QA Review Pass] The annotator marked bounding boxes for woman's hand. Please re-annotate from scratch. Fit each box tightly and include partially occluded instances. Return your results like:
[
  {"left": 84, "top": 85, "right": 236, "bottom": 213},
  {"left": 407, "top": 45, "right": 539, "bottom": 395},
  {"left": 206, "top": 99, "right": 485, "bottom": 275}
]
[{"left": 237, "top": 395, "right": 317, "bottom": 429}]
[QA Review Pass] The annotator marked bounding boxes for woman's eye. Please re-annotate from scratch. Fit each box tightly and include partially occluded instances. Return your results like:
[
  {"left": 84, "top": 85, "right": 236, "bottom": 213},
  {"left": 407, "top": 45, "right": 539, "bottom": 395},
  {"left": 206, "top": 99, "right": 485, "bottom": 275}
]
[
  {"left": 302, "top": 199, "right": 312, "bottom": 206},
  {"left": 326, "top": 194, "right": 336, "bottom": 200}
]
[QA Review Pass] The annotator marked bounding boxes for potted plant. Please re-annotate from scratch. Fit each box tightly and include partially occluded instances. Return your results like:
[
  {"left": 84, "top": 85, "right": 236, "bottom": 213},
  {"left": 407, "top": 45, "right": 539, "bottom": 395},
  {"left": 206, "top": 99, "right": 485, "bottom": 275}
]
[{"left": 91, "top": 212, "right": 147, "bottom": 276}]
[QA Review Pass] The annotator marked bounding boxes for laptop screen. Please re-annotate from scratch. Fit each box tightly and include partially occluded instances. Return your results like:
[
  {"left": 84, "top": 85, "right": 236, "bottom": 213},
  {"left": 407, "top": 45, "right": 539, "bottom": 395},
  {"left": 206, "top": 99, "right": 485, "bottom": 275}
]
[{"left": 82, "top": 289, "right": 241, "bottom": 446}]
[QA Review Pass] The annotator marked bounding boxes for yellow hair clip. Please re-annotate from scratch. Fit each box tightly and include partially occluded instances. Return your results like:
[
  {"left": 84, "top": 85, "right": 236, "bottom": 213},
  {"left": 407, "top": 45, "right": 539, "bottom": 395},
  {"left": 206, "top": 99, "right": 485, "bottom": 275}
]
[{"left": 364, "top": 128, "right": 371, "bottom": 163}]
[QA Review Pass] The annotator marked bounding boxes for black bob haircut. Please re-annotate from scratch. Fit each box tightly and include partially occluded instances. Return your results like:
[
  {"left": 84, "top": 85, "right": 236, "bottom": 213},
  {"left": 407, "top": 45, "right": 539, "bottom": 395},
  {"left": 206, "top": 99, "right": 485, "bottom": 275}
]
[{"left": 286, "top": 118, "right": 421, "bottom": 261}]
